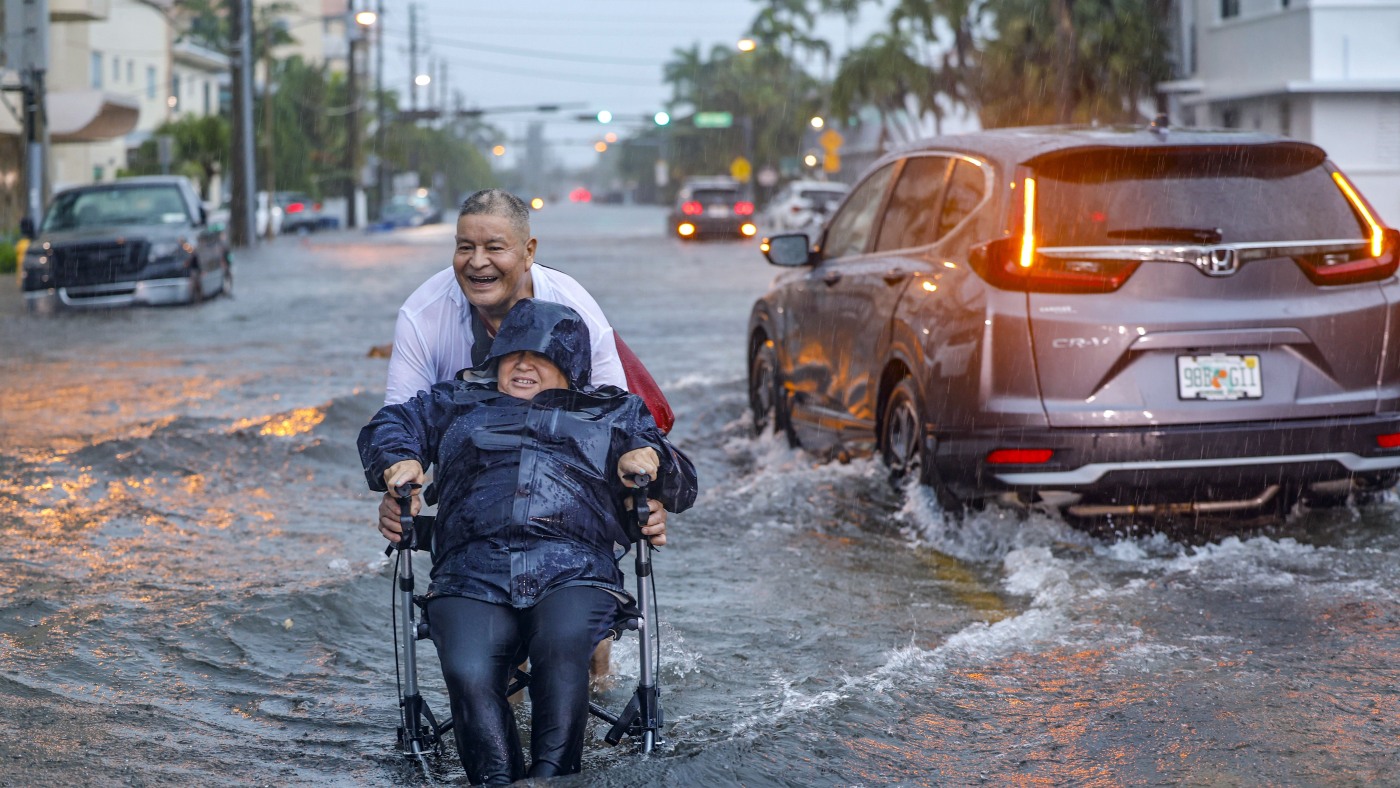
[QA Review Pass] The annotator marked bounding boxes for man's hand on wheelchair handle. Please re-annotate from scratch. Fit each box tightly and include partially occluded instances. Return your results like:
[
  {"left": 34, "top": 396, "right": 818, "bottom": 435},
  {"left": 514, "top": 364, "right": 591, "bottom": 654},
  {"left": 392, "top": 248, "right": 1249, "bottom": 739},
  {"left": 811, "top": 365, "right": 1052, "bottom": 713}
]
[
  {"left": 378, "top": 459, "right": 425, "bottom": 543},
  {"left": 639, "top": 498, "right": 667, "bottom": 547}
]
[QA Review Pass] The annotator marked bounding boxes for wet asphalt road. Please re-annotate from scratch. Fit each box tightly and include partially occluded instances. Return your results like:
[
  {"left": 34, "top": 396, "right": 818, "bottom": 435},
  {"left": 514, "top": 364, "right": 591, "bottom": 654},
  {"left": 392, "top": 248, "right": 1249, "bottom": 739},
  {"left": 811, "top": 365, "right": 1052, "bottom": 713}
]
[{"left": 1, "top": 204, "right": 1399, "bottom": 786}]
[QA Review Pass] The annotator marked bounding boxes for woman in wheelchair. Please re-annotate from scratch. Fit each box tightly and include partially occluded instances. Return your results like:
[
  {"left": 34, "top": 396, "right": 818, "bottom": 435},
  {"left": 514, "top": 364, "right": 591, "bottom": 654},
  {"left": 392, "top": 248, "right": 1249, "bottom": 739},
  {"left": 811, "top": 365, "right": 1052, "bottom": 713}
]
[{"left": 359, "top": 299, "right": 697, "bottom": 784}]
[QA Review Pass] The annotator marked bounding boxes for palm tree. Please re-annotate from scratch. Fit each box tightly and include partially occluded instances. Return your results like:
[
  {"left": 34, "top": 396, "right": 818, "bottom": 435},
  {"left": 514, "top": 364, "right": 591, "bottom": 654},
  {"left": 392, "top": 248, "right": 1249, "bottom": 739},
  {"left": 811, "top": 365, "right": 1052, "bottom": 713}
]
[
  {"left": 973, "top": 0, "right": 1171, "bottom": 127},
  {"left": 831, "top": 30, "right": 943, "bottom": 144}
]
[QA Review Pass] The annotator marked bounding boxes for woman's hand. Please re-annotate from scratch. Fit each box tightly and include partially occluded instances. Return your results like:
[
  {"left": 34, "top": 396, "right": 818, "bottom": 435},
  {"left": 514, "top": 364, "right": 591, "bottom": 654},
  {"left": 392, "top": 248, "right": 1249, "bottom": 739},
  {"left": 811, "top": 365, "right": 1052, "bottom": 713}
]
[
  {"left": 618, "top": 448, "right": 659, "bottom": 486},
  {"left": 377, "top": 460, "right": 425, "bottom": 543}
]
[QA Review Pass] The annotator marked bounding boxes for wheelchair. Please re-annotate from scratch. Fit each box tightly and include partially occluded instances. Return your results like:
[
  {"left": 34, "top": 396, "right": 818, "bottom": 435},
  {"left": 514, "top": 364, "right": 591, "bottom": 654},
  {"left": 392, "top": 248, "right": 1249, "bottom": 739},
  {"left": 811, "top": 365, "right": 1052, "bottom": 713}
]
[{"left": 385, "top": 478, "right": 665, "bottom": 772}]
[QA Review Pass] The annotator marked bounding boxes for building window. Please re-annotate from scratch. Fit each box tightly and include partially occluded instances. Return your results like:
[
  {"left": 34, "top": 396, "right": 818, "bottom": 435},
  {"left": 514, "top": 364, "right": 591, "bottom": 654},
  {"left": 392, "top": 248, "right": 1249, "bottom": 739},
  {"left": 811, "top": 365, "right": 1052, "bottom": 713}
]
[
  {"left": 126, "top": 59, "right": 134, "bottom": 83},
  {"left": 1221, "top": 0, "right": 1240, "bottom": 19},
  {"left": 91, "top": 51, "right": 103, "bottom": 88},
  {"left": 147, "top": 65, "right": 157, "bottom": 99},
  {"left": 1282, "top": 0, "right": 1290, "bottom": 7},
  {"left": 93, "top": 165, "right": 104, "bottom": 182},
  {"left": 171, "top": 73, "right": 181, "bottom": 110},
  {"left": 1280, "top": 100, "right": 1291, "bottom": 137},
  {"left": 1221, "top": 107, "right": 1240, "bottom": 128},
  {"left": 203, "top": 81, "right": 212, "bottom": 115},
  {"left": 112, "top": 56, "right": 119, "bottom": 82}
]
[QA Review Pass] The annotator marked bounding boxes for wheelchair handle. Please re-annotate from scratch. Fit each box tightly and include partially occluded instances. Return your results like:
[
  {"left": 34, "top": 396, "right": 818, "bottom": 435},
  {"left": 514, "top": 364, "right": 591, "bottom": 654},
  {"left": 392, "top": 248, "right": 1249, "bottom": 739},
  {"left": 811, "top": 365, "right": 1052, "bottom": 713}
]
[
  {"left": 626, "top": 474, "right": 651, "bottom": 526},
  {"left": 393, "top": 482, "right": 422, "bottom": 552}
]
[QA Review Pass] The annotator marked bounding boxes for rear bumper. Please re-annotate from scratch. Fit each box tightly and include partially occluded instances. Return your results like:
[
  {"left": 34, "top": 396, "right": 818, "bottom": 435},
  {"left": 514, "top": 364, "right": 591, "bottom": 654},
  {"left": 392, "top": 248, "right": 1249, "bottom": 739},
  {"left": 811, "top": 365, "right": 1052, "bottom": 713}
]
[
  {"left": 937, "top": 413, "right": 1400, "bottom": 497},
  {"left": 675, "top": 216, "right": 749, "bottom": 235}
]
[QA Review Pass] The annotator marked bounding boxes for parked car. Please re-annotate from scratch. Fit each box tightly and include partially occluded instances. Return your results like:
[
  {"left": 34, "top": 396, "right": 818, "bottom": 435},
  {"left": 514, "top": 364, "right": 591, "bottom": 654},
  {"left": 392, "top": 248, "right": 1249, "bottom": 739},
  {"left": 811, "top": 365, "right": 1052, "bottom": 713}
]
[
  {"left": 21, "top": 175, "right": 232, "bottom": 310},
  {"left": 276, "top": 191, "right": 335, "bottom": 233},
  {"left": 668, "top": 177, "right": 757, "bottom": 240},
  {"left": 371, "top": 193, "right": 443, "bottom": 231},
  {"left": 255, "top": 191, "right": 283, "bottom": 237},
  {"left": 763, "top": 179, "right": 849, "bottom": 233},
  {"left": 748, "top": 125, "right": 1400, "bottom": 520}
]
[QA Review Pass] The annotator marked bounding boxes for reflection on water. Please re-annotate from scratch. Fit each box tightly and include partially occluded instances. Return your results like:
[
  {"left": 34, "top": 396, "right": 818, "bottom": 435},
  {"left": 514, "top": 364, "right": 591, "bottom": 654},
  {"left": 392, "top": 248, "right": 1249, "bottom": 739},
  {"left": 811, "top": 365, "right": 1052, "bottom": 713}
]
[{"left": 2, "top": 228, "right": 1400, "bottom": 784}]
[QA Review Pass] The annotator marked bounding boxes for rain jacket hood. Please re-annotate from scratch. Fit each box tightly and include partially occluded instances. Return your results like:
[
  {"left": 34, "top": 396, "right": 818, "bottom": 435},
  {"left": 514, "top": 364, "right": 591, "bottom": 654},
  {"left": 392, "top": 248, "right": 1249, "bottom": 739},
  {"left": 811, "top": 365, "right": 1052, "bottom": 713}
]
[{"left": 474, "top": 299, "right": 592, "bottom": 390}]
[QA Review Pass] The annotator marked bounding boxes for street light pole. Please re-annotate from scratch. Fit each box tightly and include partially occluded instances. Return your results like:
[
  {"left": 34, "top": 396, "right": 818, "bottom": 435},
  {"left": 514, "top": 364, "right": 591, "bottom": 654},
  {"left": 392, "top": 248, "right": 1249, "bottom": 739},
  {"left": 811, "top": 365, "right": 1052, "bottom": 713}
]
[
  {"left": 374, "top": 0, "right": 386, "bottom": 221},
  {"left": 345, "top": 8, "right": 362, "bottom": 229}
]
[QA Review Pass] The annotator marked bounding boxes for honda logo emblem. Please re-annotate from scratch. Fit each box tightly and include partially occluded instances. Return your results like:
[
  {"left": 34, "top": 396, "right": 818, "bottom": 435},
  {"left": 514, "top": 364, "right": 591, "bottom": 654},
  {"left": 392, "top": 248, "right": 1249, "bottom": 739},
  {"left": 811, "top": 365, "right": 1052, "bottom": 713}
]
[{"left": 1195, "top": 247, "right": 1239, "bottom": 277}]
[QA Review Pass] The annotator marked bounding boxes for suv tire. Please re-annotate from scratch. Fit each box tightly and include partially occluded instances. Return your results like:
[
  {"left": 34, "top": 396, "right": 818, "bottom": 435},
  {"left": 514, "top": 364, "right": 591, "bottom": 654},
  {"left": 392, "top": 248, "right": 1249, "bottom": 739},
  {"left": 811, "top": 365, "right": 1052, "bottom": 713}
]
[
  {"left": 749, "top": 339, "right": 795, "bottom": 445},
  {"left": 881, "top": 378, "right": 961, "bottom": 510}
]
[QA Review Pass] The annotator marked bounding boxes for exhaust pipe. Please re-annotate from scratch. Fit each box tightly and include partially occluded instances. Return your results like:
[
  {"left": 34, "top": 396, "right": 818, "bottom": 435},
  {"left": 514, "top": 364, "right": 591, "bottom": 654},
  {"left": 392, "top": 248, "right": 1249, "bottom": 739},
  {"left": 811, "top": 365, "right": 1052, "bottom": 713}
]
[{"left": 1066, "top": 484, "right": 1280, "bottom": 518}]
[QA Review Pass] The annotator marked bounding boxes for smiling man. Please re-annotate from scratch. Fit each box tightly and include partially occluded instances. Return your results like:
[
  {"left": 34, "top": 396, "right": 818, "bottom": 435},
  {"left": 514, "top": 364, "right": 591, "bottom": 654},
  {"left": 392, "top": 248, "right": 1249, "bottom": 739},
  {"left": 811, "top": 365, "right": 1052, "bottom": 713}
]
[{"left": 384, "top": 189, "right": 624, "bottom": 406}]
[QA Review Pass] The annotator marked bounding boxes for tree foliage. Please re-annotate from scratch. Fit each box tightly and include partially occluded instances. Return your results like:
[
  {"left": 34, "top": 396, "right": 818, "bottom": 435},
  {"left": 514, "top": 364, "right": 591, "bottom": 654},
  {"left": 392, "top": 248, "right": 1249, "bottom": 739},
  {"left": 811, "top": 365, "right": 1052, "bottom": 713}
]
[
  {"left": 974, "top": 0, "right": 1172, "bottom": 127},
  {"left": 658, "top": 42, "right": 822, "bottom": 190}
]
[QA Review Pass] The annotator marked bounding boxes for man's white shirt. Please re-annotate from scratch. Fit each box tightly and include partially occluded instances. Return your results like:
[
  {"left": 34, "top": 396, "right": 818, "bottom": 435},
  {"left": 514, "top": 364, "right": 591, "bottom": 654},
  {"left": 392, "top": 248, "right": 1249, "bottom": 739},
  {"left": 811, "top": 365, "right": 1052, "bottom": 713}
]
[{"left": 385, "top": 265, "right": 625, "bottom": 405}]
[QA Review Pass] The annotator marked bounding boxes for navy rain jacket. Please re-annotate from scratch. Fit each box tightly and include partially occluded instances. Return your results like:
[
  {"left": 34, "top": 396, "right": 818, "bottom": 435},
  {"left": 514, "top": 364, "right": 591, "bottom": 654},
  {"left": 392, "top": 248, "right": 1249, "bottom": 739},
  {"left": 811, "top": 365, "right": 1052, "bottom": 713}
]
[{"left": 359, "top": 299, "right": 698, "bottom": 608}]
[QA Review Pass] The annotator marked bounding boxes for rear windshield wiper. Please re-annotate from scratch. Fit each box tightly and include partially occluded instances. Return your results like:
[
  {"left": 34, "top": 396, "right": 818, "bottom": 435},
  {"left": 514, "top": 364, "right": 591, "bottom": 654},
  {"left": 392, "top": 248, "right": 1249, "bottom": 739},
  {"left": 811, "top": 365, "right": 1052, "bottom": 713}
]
[{"left": 1106, "top": 226, "right": 1223, "bottom": 244}]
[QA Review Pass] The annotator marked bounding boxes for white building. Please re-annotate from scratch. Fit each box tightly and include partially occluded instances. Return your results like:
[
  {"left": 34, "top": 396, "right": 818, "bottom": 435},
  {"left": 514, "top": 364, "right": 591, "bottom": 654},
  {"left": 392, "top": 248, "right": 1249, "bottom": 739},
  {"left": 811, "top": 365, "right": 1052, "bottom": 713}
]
[{"left": 1162, "top": 0, "right": 1400, "bottom": 223}]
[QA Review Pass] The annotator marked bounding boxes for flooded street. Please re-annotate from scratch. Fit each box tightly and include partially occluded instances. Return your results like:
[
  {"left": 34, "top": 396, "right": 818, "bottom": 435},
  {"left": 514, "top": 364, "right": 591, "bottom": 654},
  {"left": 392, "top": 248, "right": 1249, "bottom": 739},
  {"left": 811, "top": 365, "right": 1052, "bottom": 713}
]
[{"left": 2, "top": 204, "right": 1399, "bottom": 786}]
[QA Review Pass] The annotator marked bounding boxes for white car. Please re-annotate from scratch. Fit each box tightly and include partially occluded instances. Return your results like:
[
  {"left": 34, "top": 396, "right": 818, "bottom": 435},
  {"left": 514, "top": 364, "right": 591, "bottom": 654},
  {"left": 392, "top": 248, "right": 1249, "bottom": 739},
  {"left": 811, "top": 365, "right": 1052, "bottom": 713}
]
[
  {"left": 209, "top": 193, "right": 283, "bottom": 238},
  {"left": 255, "top": 191, "right": 283, "bottom": 237},
  {"left": 764, "top": 180, "right": 849, "bottom": 233}
]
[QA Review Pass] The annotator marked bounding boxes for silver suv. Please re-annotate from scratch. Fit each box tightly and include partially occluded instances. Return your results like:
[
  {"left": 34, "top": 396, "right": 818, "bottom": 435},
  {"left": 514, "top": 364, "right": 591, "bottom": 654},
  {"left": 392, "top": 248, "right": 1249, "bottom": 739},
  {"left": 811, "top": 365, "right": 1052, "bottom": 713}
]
[{"left": 748, "top": 125, "right": 1400, "bottom": 519}]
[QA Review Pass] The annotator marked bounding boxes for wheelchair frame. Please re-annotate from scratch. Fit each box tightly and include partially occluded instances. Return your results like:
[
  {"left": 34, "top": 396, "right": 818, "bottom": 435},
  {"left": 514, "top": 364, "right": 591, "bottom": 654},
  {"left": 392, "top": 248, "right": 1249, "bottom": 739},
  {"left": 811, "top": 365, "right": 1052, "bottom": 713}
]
[{"left": 388, "top": 480, "right": 665, "bottom": 772}]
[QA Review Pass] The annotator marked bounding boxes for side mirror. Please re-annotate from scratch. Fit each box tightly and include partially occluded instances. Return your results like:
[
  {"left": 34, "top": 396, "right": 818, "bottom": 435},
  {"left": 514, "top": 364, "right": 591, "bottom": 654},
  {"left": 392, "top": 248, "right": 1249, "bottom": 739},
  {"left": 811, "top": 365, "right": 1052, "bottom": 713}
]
[
  {"left": 762, "top": 233, "right": 813, "bottom": 267},
  {"left": 19, "top": 216, "right": 35, "bottom": 238}
]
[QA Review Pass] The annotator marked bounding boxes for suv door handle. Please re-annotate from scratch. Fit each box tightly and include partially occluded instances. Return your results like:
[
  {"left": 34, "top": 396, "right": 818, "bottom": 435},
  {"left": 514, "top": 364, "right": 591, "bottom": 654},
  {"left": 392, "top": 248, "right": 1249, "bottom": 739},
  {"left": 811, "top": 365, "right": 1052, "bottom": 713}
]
[
  {"left": 883, "top": 269, "right": 908, "bottom": 285},
  {"left": 822, "top": 271, "right": 842, "bottom": 286}
]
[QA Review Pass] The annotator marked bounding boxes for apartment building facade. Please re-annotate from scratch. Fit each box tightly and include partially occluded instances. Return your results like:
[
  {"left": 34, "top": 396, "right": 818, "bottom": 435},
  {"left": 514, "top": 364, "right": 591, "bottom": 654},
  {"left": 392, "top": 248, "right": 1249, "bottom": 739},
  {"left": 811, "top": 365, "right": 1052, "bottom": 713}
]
[{"left": 1161, "top": 0, "right": 1400, "bottom": 222}]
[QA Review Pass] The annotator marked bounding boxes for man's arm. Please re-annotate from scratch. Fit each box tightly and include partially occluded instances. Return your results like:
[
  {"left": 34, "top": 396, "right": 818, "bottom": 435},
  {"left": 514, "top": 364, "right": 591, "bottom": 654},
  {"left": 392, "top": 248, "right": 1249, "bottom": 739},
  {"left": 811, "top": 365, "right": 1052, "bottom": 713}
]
[
  {"left": 534, "top": 265, "right": 627, "bottom": 389},
  {"left": 384, "top": 308, "right": 438, "bottom": 406}
]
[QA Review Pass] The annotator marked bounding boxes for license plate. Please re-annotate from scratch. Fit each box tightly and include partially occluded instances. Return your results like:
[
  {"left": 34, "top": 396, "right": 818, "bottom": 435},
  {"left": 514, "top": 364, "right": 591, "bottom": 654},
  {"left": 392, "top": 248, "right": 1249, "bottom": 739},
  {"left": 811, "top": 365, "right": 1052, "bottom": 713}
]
[
  {"left": 708, "top": 205, "right": 730, "bottom": 217},
  {"left": 1177, "top": 354, "right": 1263, "bottom": 400}
]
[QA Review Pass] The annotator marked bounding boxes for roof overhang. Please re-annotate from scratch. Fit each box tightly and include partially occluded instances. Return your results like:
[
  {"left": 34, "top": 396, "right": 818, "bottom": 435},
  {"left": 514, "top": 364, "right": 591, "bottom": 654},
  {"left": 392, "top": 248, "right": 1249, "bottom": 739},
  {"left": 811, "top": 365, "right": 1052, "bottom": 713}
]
[
  {"left": 1166, "top": 79, "right": 1400, "bottom": 107},
  {"left": 48, "top": 90, "right": 140, "bottom": 142}
]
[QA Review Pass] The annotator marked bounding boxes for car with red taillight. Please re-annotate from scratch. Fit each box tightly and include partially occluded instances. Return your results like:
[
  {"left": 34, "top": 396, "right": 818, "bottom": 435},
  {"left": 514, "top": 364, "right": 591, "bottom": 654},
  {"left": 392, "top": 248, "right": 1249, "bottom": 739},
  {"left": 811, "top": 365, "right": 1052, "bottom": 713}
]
[
  {"left": 748, "top": 125, "right": 1400, "bottom": 520},
  {"left": 668, "top": 177, "right": 758, "bottom": 240},
  {"left": 276, "top": 191, "right": 334, "bottom": 234}
]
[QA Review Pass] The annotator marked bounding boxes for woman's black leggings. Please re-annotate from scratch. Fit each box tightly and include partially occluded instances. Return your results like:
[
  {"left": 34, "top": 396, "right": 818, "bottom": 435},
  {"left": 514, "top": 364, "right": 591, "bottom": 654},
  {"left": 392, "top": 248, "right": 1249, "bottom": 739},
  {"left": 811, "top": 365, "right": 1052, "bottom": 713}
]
[{"left": 426, "top": 588, "right": 616, "bottom": 785}]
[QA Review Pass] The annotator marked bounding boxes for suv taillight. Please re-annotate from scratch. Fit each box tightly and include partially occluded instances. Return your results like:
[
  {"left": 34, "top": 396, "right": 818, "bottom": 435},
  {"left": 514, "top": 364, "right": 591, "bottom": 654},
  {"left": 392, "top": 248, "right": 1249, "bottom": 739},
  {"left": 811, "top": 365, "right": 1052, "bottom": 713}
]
[
  {"left": 735, "top": 201, "right": 754, "bottom": 216},
  {"left": 1295, "top": 172, "right": 1400, "bottom": 286},
  {"left": 968, "top": 177, "right": 1141, "bottom": 294},
  {"left": 681, "top": 200, "right": 703, "bottom": 216}
]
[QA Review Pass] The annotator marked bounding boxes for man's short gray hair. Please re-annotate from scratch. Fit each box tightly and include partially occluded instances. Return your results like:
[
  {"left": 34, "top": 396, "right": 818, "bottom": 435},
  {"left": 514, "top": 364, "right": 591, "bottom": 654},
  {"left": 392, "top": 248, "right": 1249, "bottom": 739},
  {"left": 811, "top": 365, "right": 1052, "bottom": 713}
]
[{"left": 458, "top": 189, "right": 531, "bottom": 240}]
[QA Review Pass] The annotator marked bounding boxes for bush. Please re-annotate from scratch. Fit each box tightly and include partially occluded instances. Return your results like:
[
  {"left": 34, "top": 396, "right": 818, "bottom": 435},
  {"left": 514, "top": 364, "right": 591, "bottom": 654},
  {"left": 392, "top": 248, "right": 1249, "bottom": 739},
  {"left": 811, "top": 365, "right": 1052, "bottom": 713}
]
[{"left": 0, "top": 238, "right": 16, "bottom": 275}]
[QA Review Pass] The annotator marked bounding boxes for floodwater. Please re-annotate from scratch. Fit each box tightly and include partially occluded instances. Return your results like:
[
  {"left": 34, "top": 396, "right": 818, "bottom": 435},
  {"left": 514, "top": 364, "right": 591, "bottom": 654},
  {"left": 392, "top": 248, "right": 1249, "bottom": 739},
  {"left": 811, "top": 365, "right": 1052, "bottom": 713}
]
[{"left": 1, "top": 205, "right": 1398, "bottom": 786}]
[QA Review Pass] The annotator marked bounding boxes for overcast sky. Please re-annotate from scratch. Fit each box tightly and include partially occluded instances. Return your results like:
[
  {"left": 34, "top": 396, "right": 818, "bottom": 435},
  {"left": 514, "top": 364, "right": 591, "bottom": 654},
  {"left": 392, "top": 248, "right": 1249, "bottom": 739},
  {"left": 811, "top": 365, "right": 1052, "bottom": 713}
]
[{"left": 371, "top": 1, "right": 886, "bottom": 168}]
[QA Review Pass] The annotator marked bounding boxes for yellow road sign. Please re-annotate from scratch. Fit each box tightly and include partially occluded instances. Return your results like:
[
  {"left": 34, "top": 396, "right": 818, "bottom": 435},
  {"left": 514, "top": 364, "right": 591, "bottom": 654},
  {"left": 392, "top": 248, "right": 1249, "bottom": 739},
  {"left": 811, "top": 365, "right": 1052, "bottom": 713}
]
[
  {"left": 819, "top": 128, "right": 844, "bottom": 152},
  {"left": 823, "top": 152, "right": 841, "bottom": 173},
  {"left": 730, "top": 156, "right": 752, "bottom": 183}
]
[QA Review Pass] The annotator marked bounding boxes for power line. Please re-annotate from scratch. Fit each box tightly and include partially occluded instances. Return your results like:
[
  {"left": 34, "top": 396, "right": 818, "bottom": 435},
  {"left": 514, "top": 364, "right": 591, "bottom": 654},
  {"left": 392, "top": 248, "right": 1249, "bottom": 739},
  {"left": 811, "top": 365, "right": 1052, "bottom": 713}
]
[
  {"left": 380, "top": 28, "right": 661, "bottom": 67},
  {"left": 407, "top": 54, "right": 661, "bottom": 87}
]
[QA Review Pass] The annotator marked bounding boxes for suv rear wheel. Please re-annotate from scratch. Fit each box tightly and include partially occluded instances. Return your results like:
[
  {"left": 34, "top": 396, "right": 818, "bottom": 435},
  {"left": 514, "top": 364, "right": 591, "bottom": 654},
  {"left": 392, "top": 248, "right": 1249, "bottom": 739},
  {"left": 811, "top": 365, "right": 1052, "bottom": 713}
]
[{"left": 881, "top": 378, "right": 961, "bottom": 510}]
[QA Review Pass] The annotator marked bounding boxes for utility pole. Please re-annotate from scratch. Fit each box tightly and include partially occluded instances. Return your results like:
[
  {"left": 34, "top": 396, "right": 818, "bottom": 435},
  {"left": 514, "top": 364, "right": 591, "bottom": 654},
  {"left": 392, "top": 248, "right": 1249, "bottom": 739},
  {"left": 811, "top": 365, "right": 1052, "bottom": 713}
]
[
  {"left": 374, "top": 0, "right": 386, "bottom": 220},
  {"left": 261, "top": 22, "right": 277, "bottom": 239},
  {"left": 408, "top": 3, "right": 419, "bottom": 111},
  {"left": 228, "top": 0, "right": 257, "bottom": 247},
  {"left": 345, "top": 3, "right": 361, "bottom": 228},
  {"left": 3, "top": 0, "right": 51, "bottom": 227}
]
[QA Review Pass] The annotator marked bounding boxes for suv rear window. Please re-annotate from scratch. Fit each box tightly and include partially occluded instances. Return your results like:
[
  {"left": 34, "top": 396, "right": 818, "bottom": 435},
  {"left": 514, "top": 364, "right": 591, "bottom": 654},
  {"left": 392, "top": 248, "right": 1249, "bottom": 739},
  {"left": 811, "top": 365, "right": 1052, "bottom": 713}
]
[
  {"left": 1030, "top": 145, "right": 1366, "bottom": 247},
  {"left": 688, "top": 188, "right": 737, "bottom": 205}
]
